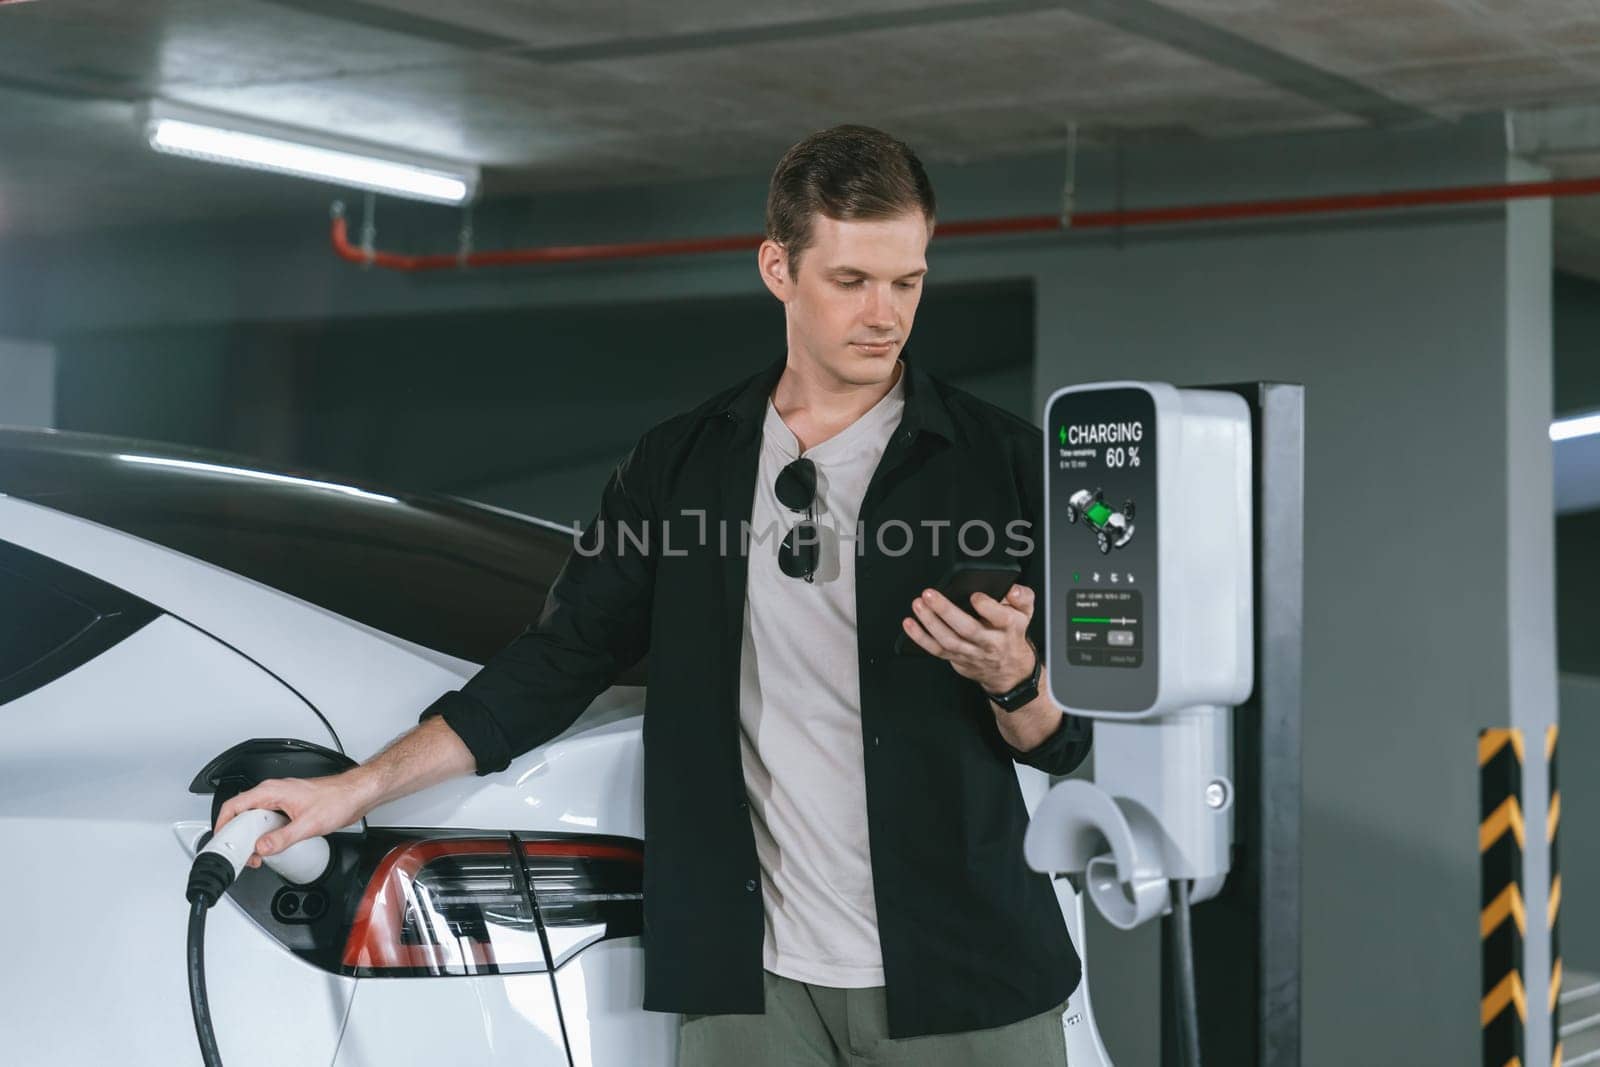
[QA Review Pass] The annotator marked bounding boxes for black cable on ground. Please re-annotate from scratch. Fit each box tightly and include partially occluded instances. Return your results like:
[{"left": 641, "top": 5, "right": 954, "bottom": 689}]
[{"left": 1168, "top": 877, "right": 1202, "bottom": 1067}]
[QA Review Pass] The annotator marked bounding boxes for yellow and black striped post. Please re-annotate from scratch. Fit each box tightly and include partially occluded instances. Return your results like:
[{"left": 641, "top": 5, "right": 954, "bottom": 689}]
[
  {"left": 1481, "top": 727, "right": 1526, "bottom": 1067},
  {"left": 1548, "top": 725, "right": 1562, "bottom": 1067}
]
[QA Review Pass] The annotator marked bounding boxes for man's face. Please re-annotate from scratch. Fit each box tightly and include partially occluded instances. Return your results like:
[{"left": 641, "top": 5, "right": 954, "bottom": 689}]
[{"left": 759, "top": 210, "right": 931, "bottom": 388}]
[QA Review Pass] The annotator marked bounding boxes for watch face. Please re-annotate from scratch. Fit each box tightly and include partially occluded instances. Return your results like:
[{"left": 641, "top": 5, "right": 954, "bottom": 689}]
[
  {"left": 1000, "top": 684, "right": 1038, "bottom": 711},
  {"left": 993, "top": 655, "right": 1041, "bottom": 710}
]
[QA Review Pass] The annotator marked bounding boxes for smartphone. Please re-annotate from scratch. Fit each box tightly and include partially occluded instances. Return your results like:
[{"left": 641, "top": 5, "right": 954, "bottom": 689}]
[{"left": 894, "top": 560, "right": 1024, "bottom": 657}]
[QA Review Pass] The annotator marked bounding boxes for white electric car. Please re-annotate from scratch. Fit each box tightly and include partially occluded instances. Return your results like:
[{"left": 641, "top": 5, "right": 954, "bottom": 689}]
[{"left": 0, "top": 426, "right": 1106, "bottom": 1067}]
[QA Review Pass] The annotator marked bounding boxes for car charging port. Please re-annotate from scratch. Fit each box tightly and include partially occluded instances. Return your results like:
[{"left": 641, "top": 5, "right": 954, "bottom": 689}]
[{"left": 271, "top": 885, "right": 329, "bottom": 923}]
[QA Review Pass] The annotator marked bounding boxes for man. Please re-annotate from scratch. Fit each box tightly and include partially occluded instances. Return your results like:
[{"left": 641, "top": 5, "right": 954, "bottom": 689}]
[{"left": 215, "top": 124, "right": 1091, "bottom": 1066}]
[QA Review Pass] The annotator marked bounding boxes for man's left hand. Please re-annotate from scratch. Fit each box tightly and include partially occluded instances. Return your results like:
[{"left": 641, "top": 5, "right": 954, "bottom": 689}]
[{"left": 901, "top": 583, "right": 1036, "bottom": 694}]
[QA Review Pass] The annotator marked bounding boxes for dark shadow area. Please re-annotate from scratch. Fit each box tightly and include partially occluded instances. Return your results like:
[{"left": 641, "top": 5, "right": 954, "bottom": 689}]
[{"left": 53, "top": 281, "right": 1035, "bottom": 512}]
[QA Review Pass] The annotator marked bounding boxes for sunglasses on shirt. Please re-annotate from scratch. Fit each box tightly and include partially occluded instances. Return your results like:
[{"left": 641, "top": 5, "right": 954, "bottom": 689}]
[{"left": 775, "top": 457, "right": 818, "bottom": 583}]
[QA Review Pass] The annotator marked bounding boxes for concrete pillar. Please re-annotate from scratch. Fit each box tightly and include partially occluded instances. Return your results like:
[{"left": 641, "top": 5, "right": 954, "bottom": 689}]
[{"left": 1505, "top": 156, "right": 1558, "bottom": 1067}]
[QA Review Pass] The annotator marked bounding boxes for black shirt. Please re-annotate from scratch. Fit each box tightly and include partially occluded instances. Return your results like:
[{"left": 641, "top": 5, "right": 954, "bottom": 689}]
[{"left": 421, "top": 355, "right": 1092, "bottom": 1039}]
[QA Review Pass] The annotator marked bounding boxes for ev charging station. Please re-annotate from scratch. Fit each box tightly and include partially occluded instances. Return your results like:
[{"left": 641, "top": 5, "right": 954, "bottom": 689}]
[{"left": 1027, "top": 382, "right": 1305, "bottom": 1067}]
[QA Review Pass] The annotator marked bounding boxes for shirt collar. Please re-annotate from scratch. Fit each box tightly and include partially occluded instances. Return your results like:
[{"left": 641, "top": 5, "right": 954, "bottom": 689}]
[{"left": 712, "top": 354, "right": 954, "bottom": 443}]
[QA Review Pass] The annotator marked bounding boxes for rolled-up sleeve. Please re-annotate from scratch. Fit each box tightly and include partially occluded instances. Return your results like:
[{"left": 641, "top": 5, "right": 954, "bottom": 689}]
[
  {"left": 1003, "top": 423, "right": 1093, "bottom": 777},
  {"left": 420, "top": 435, "right": 658, "bottom": 775}
]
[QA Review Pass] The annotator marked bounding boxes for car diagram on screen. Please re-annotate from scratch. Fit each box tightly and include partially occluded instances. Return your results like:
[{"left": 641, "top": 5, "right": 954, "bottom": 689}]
[{"left": 1065, "top": 488, "right": 1136, "bottom": 554}]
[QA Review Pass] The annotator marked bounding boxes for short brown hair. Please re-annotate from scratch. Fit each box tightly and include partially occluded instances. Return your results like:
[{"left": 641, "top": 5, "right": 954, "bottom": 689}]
[{"left": 765, "top": 125, "right": 936, "bottom": 272}]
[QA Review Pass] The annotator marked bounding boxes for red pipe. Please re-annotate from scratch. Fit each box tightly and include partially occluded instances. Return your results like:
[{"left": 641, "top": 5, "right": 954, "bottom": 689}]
[{"left": 331, "top": 175, "right": 1600, "bottom": 272}]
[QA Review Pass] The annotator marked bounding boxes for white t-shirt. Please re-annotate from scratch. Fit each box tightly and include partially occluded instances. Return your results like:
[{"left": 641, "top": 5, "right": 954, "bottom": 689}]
[{"left": 738, "top": 360, "right": 907, "bottom": 988}]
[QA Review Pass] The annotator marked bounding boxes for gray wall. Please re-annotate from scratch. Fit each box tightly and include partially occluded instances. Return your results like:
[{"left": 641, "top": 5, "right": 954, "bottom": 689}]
[
  {"left": 2, "top": 115, "right": 1563, "bottom": 1065},
  {"left": 1550, "top": 257, "right": 1600, "bottom": 1003},
  {"left": 0, "top": 338, "right": 54, "bottom": 427},
  {"left": 1027, "top": 136, "right": 1554, "bottom": 1064},
  {"left": 1560, "top": 509, "right": 1600, "bottom": 677},
  {"left": 1554, "top": 267, "right": 1600, "bottom": 679},
  {"left": 1018, "top": 131, "right": 1579, "bottom": 1064},
  {"left": 1560, "top": 674, "right": 1600, "bottom": 975},
  {"left": 50, "top": 282, "right": 1033, "bottom": 524},
  {"left": 1556, "top": 270, "right": 1600, "bottom": 416}
]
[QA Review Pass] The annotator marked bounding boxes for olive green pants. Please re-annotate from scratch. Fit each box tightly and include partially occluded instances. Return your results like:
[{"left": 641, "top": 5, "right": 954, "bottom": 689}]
[{"left": 676, "top": 969, "right": 1069, "bottom": 1066}]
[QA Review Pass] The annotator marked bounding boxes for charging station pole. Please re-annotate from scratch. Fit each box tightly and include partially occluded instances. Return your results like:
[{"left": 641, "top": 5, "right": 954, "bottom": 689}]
[{"left": 1165, "top": 383, "right": 1304, "bottom": 1067}]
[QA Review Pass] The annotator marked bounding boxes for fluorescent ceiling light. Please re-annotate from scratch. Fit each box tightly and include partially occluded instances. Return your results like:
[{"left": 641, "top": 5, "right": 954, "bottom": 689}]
[
  {"left": 142, "top": 103, "right": 478, "bottom": 205},
  {"left": 1551, "top": 412, "right": 1600, "bottom": 442},
  {"left": 117, "top": 453, "right": 400, "bottom": 504}
]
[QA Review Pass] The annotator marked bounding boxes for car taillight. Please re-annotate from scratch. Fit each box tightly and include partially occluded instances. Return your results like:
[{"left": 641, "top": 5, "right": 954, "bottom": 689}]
[
  {"left": 337, "top": 833, "right": 644, "bottom": 978},
  {"left": 521, "top": 838, "right": 644, "bottom": 968},
  {"left": 341, "top": 838, "right": 539, "bottom": 976}
]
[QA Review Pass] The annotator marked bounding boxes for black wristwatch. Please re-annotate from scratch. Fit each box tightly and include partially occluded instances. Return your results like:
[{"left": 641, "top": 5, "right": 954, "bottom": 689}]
[{"left": 985, "top": 644, "right": 1042, "bottom": 713}]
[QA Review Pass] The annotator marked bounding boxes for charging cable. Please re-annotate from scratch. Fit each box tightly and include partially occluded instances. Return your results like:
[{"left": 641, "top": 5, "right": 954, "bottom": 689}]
[{"left": 1167, "top": 878, "right": 1202, "bottom": 1067}]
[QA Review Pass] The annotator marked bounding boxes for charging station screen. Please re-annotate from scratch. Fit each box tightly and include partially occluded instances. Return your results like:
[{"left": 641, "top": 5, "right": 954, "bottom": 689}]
[
  {"left": 1066, "top": 588, "right": 1143, "bottom": 667},
  {"left": 1046, "top": 386, "right": 1158, "bottom": 712}
]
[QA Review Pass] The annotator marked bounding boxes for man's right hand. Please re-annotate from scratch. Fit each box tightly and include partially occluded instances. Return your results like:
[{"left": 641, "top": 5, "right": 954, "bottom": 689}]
[
  {"left": 212, "top": 770, "right": 376, "bottom": 870},
  {"left": 209, "top": 715, "right": 478, "bottom": 868}
]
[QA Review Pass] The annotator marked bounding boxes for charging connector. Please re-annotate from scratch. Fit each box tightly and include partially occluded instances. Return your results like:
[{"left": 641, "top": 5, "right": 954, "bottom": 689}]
[{"left": 183, "top": 809, "right": 331, "bottom": 1067}]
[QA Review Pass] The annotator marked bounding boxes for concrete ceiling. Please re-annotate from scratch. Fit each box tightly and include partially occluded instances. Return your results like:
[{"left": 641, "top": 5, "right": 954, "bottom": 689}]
[{"left": 4, "top": 0, "right": 1600, "bottom": 254}]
